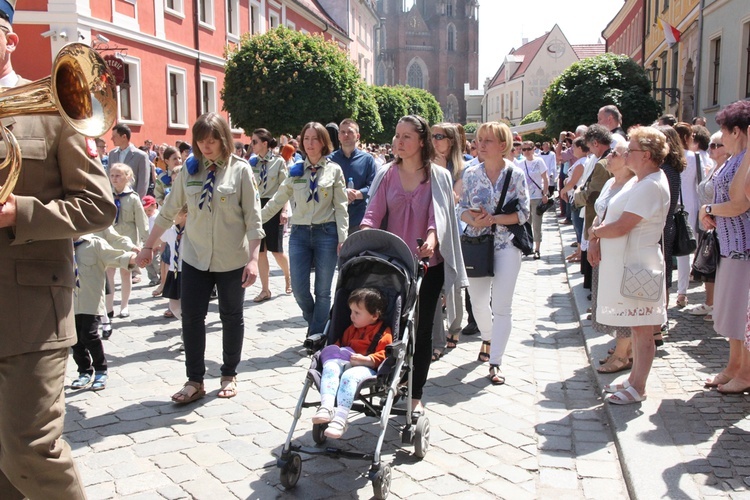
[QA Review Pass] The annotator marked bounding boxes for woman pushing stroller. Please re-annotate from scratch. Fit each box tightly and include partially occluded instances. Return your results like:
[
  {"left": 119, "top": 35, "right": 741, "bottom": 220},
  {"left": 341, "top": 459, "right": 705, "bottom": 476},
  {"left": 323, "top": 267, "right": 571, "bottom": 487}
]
[{"left": 312, "top": 288, "right": 393, "bottom": 439}]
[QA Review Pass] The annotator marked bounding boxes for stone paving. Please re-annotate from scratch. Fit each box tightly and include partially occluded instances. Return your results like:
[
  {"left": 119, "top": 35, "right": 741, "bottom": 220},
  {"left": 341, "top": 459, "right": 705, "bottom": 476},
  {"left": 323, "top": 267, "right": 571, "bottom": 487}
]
[
  {"left": 61, "top": 217, "right": 633, "bottom": 499},
  {"left": 561, "top": 221, "right": 750, "bottom": 500}
]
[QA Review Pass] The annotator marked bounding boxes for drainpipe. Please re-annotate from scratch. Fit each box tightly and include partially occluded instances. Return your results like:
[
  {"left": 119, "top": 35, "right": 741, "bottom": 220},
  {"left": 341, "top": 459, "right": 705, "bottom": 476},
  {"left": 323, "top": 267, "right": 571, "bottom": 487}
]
[
  {"left": 694, "top": 0, "right": 705, "bottom": 119},
  {"left": 641, "top": 0, "right": 646, "bottom": 67},
  {"left": 194, "top": 0, "right": 202, "bottom": 119}
]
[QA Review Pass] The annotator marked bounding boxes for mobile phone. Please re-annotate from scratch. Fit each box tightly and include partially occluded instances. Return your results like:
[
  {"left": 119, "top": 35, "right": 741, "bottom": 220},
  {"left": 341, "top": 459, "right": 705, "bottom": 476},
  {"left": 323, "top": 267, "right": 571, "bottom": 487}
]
[{"left": 469, "top": 207, "right": 481, "bottom": 213}]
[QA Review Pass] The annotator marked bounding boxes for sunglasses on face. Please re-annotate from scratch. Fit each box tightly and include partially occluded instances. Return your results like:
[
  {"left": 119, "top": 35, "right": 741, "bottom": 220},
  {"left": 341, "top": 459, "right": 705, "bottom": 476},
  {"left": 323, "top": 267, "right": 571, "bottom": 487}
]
[
  {"left": 709, "top": 143, "right": 724, "bottom": 149},
  {"left": 432, "top": 134, "right": 447, "bottom": 141},
  {"left": 522, "top": 148, "right": 533, "bottom": 151}
]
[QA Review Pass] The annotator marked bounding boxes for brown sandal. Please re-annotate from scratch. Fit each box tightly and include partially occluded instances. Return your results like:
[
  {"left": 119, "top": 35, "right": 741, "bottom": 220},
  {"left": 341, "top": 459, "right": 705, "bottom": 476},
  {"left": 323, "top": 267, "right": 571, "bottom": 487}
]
[
  {"left": 171, "top": 381, "right": 205, "bottom": 404},
  {"left": 253, "top": 290, "right": 272, "bottom": 303},
  {"left": 597, "top": 356, "right": 632, "bottom": 374},
  {"left": 477, "top": 341, "right": 490, "bottom": 363},
  {"left": 218, "top": 376, "right": 238, "bottom": 398}
]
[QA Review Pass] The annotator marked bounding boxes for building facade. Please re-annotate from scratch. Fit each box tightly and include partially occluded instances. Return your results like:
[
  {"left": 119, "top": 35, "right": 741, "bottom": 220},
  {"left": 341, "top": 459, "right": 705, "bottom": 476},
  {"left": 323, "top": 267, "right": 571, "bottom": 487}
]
[
  {"left": 374, "top": 0, "right": 479, "bottom": 123},
  {"left": 602, "top": 0, "right": 645, "bottom": 66},
  {"left": 642, "top": 0, "right": 700, "bottom": 121},
  {"left": 698, "top": 0, "right": 750, "bottom": 129},
  {"left": 481, "top": 25, "right": 600, "bottom": 126},
  {"left": 13, "top": 0, "right": 379, "bottom": 145}
]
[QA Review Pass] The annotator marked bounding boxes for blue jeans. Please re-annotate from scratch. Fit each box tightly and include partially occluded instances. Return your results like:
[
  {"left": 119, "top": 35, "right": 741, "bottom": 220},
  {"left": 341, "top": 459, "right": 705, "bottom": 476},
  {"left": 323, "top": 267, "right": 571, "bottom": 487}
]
[
  {"left": 571, "top": 205, "right": 584, "bottom": 243},
  {"left": 289, "top": 223, "right": 339, "bottom": 335}
]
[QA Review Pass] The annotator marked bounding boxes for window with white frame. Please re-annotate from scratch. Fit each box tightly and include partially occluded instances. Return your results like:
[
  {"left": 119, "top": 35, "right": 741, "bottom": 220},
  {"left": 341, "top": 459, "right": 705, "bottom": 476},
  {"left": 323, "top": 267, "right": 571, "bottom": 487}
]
[
  {"left": 709, "top": 36, "right": 721, "bottom": 106},
  {"left": 165, "top": 0, "right": 184, "bottom": 16},
  {"left": 167, "top": 66, "right": 188, "bottom": 128},
  {"left": 200, "top": 76, "right": 217, "bottom": 115},
  {"left": 250, "top": 3, "right": 261, "bottom": 34},
  {"left": 269, "top": 11, "right": 279, "bottom": 29},
  {"left": 286, "top": 19, "right": 296, "bottom": 29},
  {"left": 514, "top": 90, "right": 519, "bottom": 109},
  {"left": 117, "top": 56, "right": 142, "bottom": 123},
  {"left": 198, "top": 0, "right": 215, "bottom": 28},
  {"left": 226, "top": 0, "right": 239, "bottom": 38}
]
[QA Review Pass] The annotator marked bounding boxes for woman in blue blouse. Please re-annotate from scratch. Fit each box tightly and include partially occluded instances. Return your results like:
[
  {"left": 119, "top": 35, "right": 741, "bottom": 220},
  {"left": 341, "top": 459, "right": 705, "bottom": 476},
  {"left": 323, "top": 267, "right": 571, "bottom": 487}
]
[{"left": 458, "top": 122, "right": 531, "bottom": 385}]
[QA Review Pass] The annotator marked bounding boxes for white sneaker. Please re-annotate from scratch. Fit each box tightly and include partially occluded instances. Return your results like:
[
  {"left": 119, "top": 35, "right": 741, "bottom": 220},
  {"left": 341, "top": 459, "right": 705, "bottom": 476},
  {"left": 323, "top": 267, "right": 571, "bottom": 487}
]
[
  {"left": 687, "top": 304, "right": 712, "bottom": 316},
  {"left": 312, "top": 406, "right": 333, "bottom": 424},
  {"left": 324, "top": 415, "right": 348, "bottom": 439}
]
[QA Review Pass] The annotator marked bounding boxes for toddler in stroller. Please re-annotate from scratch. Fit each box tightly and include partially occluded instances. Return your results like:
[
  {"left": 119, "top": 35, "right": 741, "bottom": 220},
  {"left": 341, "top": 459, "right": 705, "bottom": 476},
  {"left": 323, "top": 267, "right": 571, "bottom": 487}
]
[{"left": 312, "top": 288, "right": 393, "bottom": 438}]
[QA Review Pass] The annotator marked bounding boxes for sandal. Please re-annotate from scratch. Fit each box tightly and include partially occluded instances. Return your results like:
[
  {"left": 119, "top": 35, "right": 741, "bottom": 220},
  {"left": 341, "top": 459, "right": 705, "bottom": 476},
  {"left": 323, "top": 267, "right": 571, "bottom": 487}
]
[
  {"left": 285, "top": 277, "right": 292, "bottom": 295},
  {"left": 218, "top": 376, "right": 238, "bottom": 398},
  {"left": 253, "top": 290, "right": 272, "bottom": 303},
  {"left": 606, "top": 385, "right": 646, "bottom": 405},
  {"left": 597, "top": 356, "right": 632, "bottom": 374},
  {"left": 163, "top": 309, "right": 174, "bottom": 318},
  {"left": 489, "top": 364, "right": 505, "bottom": 385},
  {"left": 171, "top": 381, "right": 205, "bottom": 404},
  {"left": 431, "top": 349, "right": 443, "bottom": 362},
  {"left": 445, "top": 335, "right": 458, "bottom": 349},
  {"left": 676, "top": 294, "right": 688, "bottom": 308},
  {"left": 477, "top": 340, "right": 490, "bottom": 363},
  {"left": 604, "top": 379, "right": 631, "bottom": 394}
]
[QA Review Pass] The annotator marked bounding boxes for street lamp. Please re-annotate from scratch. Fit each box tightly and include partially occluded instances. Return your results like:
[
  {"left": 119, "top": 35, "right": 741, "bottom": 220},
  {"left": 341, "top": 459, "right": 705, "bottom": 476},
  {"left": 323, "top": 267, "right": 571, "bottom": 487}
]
[{"left": 647, "top": 60, "right": 681, "bottom": 103}]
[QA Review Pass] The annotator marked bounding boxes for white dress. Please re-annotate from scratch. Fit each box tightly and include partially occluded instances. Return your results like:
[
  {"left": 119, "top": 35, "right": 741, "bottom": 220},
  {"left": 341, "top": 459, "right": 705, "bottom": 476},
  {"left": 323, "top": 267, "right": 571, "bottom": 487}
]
[{"left": 597, "top": 171, "right": 670, "bottom": 327}]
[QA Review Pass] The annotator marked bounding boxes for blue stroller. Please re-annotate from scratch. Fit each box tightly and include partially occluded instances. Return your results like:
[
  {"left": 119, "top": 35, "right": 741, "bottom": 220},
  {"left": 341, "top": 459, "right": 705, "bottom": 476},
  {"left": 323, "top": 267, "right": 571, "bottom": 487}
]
[{"left": 277, "top": 229, "right": 430, "bottom": 499}]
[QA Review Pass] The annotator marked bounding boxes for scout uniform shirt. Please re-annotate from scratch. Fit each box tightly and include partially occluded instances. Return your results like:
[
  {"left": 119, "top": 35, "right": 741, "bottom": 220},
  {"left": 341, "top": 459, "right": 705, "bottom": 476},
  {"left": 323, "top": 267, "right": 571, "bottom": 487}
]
[
  {"left": 250, "top": 152, "right": 288, "bottom": 199},
  {"left": 154, "top": 154, "right": 265, "bottom": 272},
  {"left": 74, "top": 234, "right": 135, "bottom": 316},
  {"left": 260, "top": 157, "right": 349, "bottom": 243},
  {"left": 112, "top": 187, "right": 149, "bottom": 246}
]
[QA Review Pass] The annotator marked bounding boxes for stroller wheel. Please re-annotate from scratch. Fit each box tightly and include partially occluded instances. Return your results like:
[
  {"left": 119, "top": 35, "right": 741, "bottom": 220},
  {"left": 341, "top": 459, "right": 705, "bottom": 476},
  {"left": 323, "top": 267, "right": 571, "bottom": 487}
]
[
  {"left": 372, "top": 464, "right": 392, "bottom": 500},
  {"left": 413, "top": 416, "right": 430, "bottom": 458},
  {"left": 312, "top": 423, "right": 328, "bottom": 445},
  {"left": 279, "top": 452, "right": 302, "bottom": 489}
]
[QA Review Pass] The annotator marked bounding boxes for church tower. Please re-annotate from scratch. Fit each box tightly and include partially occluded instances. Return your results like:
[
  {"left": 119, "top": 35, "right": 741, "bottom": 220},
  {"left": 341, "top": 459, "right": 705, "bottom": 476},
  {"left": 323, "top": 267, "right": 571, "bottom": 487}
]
[{"left": 375, "top": 0, "right": 479, "bottom": 124}]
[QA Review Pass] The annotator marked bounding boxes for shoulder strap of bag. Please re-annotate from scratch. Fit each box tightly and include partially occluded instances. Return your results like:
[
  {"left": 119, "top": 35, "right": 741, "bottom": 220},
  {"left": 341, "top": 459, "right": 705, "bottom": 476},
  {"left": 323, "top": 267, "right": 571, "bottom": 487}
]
[
  {"left": 524, "top": 161, "right": 543, "bottom": 191},
  {"left": 695, "top": 153, "right": 703, "bottom": 184}
]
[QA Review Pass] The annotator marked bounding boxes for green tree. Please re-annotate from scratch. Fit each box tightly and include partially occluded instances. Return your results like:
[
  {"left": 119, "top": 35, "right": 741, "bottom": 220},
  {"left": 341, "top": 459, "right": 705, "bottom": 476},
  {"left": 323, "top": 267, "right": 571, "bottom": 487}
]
[
  {"left": 222, "top": 27, "right": 363, "bottom": 136},
  {"left": 463, "top": 122, "right": 478, "bottom": 135},
  {"left": 370, "top": 86, "right": 410, "bottom": 145},
  {"left": 540, "top": 53, "right": 661, "bottom": 137},
  {"left": 353, "top": 83, "right": 383, "bottom": 144},
  {"left": 519, "top": 110, "right": 552, "bottom": 143},
  {"left": 398, "top": 86, "right": 444, "bottom": 125}
]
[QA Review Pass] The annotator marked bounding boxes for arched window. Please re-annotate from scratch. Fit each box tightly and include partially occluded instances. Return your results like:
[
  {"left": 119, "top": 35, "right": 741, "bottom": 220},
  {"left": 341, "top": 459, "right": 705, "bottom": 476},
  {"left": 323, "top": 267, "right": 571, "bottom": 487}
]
[
  {"left": 447, "top": 24, "right": 456, "bottom": 51},
  {"left": 448, "top": 66, "right": 455, "bottom": 89},
  {"left": 447, "top": 0, "right": 454, "bottom": 16},
  {"left": 407, "top": 62, "right": 423, "bottom": 89}
]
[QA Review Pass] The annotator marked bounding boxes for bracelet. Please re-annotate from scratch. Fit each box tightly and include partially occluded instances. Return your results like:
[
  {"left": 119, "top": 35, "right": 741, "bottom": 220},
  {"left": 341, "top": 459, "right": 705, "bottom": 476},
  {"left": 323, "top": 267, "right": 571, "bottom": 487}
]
[{"left": 143, "top": 247, "right": 152, "bottom": 250}]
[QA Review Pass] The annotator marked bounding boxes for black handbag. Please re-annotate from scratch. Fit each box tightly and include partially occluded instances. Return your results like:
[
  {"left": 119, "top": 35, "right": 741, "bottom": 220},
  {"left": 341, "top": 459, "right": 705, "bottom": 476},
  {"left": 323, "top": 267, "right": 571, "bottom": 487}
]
[
  {"left": 673, "top": 188, "right": 697, "bottom": 257},
  {"left": 692, "top": 229, "right": 719, "bottom": 275},
  {"left": 536, "top": 197, "right": 555, "bottom": 216},
  {"left": 460, "top": 233, "right": 495, "bottom": 277}
]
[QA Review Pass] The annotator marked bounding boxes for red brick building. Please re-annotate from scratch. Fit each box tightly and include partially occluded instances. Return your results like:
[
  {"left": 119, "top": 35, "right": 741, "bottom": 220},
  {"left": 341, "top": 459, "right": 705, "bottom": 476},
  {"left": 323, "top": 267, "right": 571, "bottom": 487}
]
[
  {"left": 602, "top": 0, "right": 645, "bottom": 66},
  {"left": 375, "top": 0, "right": 479, "bottom": 123},
  {"left": 13, "top": 0, "right": 378, "bottom": 145}
]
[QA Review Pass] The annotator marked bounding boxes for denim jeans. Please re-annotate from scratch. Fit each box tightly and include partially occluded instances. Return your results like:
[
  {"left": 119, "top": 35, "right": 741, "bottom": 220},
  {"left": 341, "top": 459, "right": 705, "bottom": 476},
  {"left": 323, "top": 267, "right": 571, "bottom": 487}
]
[
  {"left": 181, "top": 262, "right": 245, "bottom": 383},
  {"left": 571, "top": 205, "right": 584, "bottom": 243},
  {"left": 289, "top": 223, "right": 339, "bottom": 335}
]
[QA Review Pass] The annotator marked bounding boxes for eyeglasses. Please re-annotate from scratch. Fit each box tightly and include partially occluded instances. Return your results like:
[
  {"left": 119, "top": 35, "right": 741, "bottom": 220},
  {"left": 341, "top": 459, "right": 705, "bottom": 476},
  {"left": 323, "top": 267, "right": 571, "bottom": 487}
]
[
  {"left": 432, "top": 134, "right": 448, "bottom": 141},
  {"left": 709, "top": 143, "right": 724, "bottom": 149},
  {"left": 625, "top": 148, "right": 646, "bottom": 155},
  {"left": 522, "top": 148, "right": 533, "bottom": 151}
]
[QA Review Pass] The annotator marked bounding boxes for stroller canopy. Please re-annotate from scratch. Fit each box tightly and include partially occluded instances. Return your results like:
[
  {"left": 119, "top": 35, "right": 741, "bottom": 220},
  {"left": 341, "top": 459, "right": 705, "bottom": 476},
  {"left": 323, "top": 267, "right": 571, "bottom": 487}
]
[{"left": 339, "top": 229, "right": 417, "bottom": 283}]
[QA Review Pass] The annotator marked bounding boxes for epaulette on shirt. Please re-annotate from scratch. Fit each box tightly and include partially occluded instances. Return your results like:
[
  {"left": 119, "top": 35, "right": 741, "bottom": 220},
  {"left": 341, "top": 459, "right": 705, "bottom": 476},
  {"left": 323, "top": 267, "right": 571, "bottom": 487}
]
[
  {"left": 289, "top": 159, "right": 306, "bottom": 178},
  {"left": 185, "top": 155, "right": 199, "bottom": 175}
]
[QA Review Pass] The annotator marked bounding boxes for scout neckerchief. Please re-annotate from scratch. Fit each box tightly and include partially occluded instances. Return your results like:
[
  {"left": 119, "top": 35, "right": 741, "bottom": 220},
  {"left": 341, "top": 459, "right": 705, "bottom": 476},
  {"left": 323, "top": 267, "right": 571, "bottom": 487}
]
[
  {"left": 307, "top": 162, "right": 322, "bottom": 203},
  {"left": 198, "top": 158, "right": 225, "bottom": 212},
  {"left": 113, "top": 191, "right": 131, "bottom": 224},
  {"left": 259, "top": 152, "right": 273, "bottom": 191},
  {"left": 173, "top": 224, "right": 184, "bottom": 278}
]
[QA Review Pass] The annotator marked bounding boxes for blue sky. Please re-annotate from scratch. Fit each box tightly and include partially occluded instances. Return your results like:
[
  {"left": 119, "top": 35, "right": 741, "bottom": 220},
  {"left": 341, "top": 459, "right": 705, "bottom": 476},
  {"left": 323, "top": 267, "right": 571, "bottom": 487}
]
[{"left": 478, "top": 0, "right": 626, "bottom": 84}]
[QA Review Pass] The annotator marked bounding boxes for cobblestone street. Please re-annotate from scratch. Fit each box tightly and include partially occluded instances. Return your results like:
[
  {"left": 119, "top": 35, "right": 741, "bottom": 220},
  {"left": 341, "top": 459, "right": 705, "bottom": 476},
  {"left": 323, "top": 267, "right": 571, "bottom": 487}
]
[{"left": 58, "top": 213, "right": 750, "bottom": 499}]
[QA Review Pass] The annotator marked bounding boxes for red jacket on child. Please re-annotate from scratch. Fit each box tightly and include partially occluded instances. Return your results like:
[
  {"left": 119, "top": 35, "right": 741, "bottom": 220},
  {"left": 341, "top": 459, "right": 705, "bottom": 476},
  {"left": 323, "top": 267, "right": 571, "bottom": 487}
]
[{"left": 337, "top": 321, "right": 393, "bottom": 368}]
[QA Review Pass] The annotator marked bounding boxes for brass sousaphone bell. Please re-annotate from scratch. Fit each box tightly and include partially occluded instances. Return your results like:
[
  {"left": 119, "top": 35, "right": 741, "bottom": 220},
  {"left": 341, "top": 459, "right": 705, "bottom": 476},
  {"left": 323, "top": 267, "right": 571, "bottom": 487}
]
[{"left": 0, "top": 42, "right": 117, "bottom": 202}]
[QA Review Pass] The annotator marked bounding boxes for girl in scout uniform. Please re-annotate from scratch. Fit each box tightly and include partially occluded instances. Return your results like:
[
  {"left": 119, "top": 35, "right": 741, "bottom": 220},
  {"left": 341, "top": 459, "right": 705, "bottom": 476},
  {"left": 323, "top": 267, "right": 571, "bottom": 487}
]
[
  {"left": 136, "top": 113, "right": 264, "bottom": 404},
  {"left": 71, "top": 235, "right": 137, "bottom": 391},
  {"left": 261, "top": 122, "right": 349, "bottom": 336},
  {"left": 250, "top": 128, "right": 292, "bottom": 301},
  {"left": 106, "top": 163, "right": 149, "bottom": 319},
  {"left": 154, "top": 146, "right": 182, "bottom": 205}
]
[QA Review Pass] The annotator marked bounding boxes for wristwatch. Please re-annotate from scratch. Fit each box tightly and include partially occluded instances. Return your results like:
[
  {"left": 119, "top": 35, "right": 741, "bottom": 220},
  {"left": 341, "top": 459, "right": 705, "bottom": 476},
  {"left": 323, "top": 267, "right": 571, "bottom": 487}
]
[{"left": 705, "top": 204, "right": 713, "bottom": 215}]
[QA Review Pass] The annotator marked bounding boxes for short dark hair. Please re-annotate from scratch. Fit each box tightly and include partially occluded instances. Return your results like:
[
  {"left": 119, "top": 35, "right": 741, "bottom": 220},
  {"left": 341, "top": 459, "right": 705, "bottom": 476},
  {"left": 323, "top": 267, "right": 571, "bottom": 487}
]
[
  {"left": 113, "top": 123, "right": 132, "bottom": 140},
  {"left": 163, "top": 146, "right": 179, "bottom": 161},
  {"left": 659, "top": 114, "right": 677, "bottom": 127},
  {"left": 583, "top": 124, "right": 612, "bottom": 147},
  {"left": 691, "top": 125, "right": 711, "bottom": 151},
  {"left": 573, "top": 137, "right": 589, "bottom": 153},
  {"left": 178, "top": 142, "right": 192, "bottom": 154},
  {"left": 348, "top": 288, "right": 386, "bottom": 319}
]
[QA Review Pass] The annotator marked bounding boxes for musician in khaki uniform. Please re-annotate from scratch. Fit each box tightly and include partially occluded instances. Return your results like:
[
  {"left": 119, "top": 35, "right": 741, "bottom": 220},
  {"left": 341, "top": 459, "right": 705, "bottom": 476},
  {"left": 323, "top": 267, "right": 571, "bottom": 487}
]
[{"left": 0, "top": 2, "right": 117, "bottom": 498}]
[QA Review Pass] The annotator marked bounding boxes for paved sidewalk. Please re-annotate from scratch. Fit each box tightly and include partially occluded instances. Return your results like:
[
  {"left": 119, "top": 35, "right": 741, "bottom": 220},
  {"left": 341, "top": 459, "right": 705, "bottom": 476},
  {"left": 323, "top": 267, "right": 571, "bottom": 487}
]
[
  {"left": 560, "top": 219, "right": 750, "bottom": 500},
  {"left": 63, "top": 218, "right": 630, "bottom": 499}
]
